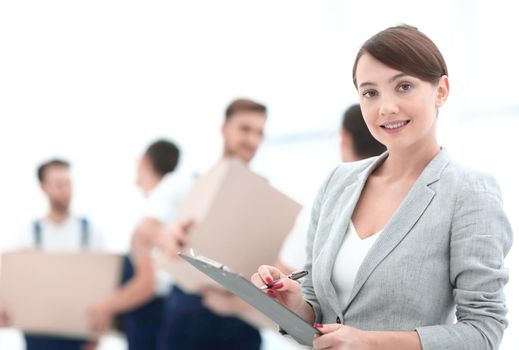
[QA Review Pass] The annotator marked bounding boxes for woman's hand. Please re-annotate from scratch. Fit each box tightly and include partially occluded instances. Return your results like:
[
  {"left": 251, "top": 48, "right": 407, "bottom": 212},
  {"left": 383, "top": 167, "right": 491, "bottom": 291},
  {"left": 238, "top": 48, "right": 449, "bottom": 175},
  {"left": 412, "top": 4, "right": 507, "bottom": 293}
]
[
  {"left": 251, "top": 265, "right": 307, "bottom": 315},
  {"left": 313, "top": 324, "right": 375, "bottom": 350}
]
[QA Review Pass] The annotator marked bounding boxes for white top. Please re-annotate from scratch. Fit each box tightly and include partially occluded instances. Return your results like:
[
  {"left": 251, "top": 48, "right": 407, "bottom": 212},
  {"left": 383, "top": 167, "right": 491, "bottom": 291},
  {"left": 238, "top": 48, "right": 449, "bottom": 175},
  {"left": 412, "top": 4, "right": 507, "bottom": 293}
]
[
  {"left": 17, "top": 215, "right": 104, "bottom": 252},
  {"left": 141, "top": 169, "right": 194, "bottom": 296},
  {"left": 143, "top": 169, "right": 193, "bottom": 225},
  {"left": 332, "top": 221, "right": 382, "bottom": 310}
]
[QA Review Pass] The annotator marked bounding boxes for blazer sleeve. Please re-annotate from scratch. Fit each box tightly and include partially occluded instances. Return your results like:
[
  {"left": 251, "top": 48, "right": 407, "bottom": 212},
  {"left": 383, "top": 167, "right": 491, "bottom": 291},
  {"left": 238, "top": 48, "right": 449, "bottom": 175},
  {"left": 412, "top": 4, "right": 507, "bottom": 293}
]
[
  {"left": 416, "top": 173, "right": 513, "bottom": 350},
  {"left": 300, "top": 165, "right": 341, "bottom": 324}
]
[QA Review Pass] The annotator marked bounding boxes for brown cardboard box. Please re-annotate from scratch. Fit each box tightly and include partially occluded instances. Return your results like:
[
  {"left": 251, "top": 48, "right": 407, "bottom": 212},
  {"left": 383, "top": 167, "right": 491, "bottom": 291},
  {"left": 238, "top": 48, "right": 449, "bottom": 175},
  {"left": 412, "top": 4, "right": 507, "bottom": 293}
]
[
  {"left": 0, "top": 251, "right": 122, "bottom": 338},
  {"left": 160, "top": 158, "right": 301, "bottom": 293}
]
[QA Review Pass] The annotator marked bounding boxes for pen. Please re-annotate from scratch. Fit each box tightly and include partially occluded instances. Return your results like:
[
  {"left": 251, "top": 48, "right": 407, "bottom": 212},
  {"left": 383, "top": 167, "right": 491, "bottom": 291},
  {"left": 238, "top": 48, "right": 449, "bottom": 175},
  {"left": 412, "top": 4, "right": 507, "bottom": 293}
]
[{"left": 260, "top": 270, "right": 308, "bottom": 289}]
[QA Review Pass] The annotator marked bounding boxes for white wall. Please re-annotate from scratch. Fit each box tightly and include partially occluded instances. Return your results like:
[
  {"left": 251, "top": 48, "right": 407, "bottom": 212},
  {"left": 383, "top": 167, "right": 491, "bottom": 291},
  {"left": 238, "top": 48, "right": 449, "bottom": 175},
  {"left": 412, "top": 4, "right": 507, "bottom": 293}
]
[{"left": 1, "top": 1, "right": 518, "bottom": 349}]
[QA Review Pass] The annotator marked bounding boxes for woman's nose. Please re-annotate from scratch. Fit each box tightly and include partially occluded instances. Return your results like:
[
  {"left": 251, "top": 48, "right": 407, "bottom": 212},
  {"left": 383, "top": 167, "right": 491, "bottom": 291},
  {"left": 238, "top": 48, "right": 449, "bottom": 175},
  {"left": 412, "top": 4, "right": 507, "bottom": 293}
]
[{"left": 379, "top": 94, "right": 400, "bottom": 116}]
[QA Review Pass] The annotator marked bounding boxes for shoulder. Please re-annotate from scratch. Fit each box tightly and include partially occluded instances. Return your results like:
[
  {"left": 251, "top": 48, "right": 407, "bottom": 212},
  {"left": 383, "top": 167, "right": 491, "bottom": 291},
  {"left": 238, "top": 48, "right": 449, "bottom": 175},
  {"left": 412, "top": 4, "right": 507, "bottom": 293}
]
[
  {"left": 73, "top": 215, "right": 104, "bottom": 239},
  {"left": 442, "top": 161, "right": 512, "bottom": 256},
  {"left": 441, "top": 161, "right": 502, "bottom": 198},
  {"left": 152, "top": 169, "right": 193, "bottom": 199},
  {"left": 321, "top": 156, "right": 379, "bottom": 194},
  {"left": 334, "top": 156, "right": 378, "bottom": 179},
  {"left": 14, "top": 221, "right": 39, "bottom": 250},
  {"left": 143, "top": 169, "right": 194, "bottom": 224}
]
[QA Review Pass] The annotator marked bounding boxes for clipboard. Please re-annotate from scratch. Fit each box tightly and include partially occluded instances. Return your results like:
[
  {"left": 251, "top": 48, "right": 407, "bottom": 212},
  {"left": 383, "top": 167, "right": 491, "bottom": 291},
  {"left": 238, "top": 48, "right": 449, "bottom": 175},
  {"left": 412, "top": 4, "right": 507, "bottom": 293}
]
[{"left": 179, "top": 252, "right": 320, "bottom": 346}]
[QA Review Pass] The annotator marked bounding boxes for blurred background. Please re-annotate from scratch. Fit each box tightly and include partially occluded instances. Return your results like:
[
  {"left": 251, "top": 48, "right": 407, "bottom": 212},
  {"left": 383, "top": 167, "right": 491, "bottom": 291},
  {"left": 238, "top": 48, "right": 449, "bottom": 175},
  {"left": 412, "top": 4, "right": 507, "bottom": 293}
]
[{"left": 1, "top": 0, "right": 517, "bottom": 349}]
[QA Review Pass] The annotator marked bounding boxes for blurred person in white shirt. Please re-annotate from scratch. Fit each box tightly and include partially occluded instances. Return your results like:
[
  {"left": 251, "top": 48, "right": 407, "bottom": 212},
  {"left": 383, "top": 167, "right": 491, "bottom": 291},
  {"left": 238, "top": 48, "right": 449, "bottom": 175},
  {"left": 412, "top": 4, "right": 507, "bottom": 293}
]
[
  {"left": 278, "top": 104, "right": 386, "bottom": 274},
  {"left": 88, "top": 139, "right": 188, "bottom": 350},
  {"left": 0, "top": 159, "right": 104, "bottom": 350},
  {"left": 133, "top": 98, "right": 268, "bottom": 350}
]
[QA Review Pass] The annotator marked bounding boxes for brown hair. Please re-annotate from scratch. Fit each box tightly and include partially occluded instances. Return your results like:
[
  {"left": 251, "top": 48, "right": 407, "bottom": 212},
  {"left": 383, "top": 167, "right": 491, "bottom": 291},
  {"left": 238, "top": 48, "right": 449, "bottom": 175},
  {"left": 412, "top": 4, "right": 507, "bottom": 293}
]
[
  {"left": 37, "top": 159, "right": 70, "bottom": 183},
  {"left": 225, "top": 98, "right": 267, "bottom": 121},
  {"left": 145, "top": 139, "right": 180, "bottom": 177},
  {"left": 342, "top": 104, "right": 386, "bottom": 158},
  {"left": 352, "top": 24, "right": 448, "bottom": 88}
]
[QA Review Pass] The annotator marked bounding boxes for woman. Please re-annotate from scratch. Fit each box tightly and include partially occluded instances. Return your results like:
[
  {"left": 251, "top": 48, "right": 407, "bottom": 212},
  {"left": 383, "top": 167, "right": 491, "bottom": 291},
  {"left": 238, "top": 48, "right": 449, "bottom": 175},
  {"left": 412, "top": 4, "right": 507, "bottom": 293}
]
[{"left": 252, "top": 25, "right": 512, "bottom": 350}]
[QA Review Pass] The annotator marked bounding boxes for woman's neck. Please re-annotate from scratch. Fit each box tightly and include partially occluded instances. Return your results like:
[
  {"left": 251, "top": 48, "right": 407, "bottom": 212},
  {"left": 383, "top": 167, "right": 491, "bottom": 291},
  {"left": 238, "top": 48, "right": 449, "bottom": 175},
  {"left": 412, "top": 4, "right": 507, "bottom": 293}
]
[{"left": 376, "top": 141, "right": 440, "bottom": 183}]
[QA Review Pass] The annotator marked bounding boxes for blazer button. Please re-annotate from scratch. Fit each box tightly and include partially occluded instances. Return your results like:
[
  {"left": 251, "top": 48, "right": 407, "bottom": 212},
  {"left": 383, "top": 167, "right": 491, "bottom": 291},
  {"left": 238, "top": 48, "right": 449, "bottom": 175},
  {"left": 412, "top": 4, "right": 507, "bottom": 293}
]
[{"left": 336, "top": 316, "right": 341, "bottom": 324}]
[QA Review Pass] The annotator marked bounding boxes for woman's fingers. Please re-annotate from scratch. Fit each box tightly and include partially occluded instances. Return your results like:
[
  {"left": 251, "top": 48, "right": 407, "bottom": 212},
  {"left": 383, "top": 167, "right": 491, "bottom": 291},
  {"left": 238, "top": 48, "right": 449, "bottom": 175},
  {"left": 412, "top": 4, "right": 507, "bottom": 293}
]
[
  {"left": 270, "top": 277, "right": 300, "bottom": 292},
  {"left": 251, "top": 272, "right": 264, "bottom": 288},
  {"left": 312, "top": 324, "right": 345, "bottom": 349},
  {"left": 251, "top": 265, "right": 300, "bottom": 294},
  {"left": 313, "top": 333, "right": 334, "bottom": 350},
  {"left": 257, "top": 265, "right": 282, "bottom": 286}
]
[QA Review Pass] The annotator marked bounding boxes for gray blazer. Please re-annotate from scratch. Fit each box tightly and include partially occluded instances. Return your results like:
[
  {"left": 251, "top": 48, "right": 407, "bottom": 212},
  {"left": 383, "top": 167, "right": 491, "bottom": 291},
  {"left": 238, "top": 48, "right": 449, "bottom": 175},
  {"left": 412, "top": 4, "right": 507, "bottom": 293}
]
[{"left": 301, "top": 149, "right": 512, "bottom": 350}]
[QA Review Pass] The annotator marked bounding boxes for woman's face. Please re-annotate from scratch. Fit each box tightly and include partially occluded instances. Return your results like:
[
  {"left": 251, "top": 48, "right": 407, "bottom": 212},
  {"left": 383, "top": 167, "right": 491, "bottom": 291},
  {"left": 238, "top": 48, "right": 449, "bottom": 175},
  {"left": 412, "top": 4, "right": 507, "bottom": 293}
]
[{"left": 355, "top": 53, "right": 449, "bottom": 152}]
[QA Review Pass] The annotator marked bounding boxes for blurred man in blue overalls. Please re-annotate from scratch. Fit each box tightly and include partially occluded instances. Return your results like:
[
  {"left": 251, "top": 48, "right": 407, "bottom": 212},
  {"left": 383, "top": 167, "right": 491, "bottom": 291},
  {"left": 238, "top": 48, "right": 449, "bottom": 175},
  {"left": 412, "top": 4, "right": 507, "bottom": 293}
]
[{"left": 15, "top": 159, "right": 104, "bottom": 350}]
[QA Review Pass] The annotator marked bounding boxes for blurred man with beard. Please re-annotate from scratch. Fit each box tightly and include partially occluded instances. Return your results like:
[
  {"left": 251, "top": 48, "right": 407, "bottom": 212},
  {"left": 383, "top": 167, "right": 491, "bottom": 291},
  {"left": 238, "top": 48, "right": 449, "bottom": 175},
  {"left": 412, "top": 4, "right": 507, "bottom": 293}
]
[
  {"left": 14, "top": 159, "right": 104, "bottom": 350},
  {"left": 220, "top": 98, "right": 267, "bottom": 163},
  {"left": 19, "top": 159, "right": 104, "bottom": 252},
  {"left": 132, "top": 98, "right": 268, "bottom": 350}
]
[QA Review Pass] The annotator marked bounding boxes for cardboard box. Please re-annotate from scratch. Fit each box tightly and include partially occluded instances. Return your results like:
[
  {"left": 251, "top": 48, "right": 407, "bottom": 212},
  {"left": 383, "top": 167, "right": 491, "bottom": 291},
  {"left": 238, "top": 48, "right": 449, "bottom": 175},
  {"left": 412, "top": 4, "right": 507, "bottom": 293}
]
[
  {"left": 0, "top": 251, "right": 122, "bottom": 338},
  {"left": 161, "top": 158, "right": 301, "bottom": 293}
]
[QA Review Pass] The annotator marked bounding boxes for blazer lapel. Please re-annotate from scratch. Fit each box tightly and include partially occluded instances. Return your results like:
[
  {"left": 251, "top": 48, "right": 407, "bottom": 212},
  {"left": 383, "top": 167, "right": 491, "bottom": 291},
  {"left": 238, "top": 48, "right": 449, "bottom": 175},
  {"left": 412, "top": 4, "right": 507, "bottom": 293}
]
[
  {"left": 316, "top": 154, "right": 389, "bottom": 318},
  {"left": 342, "top": 149, "right": 451, "bottom": 315}
]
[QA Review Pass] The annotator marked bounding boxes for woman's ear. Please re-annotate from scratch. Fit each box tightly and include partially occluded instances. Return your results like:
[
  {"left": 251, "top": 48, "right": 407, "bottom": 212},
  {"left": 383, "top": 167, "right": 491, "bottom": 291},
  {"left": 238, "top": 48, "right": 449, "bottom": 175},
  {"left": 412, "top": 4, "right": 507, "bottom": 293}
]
[{"left": 435, "top": 75, "right": 450, "bottom": 108}]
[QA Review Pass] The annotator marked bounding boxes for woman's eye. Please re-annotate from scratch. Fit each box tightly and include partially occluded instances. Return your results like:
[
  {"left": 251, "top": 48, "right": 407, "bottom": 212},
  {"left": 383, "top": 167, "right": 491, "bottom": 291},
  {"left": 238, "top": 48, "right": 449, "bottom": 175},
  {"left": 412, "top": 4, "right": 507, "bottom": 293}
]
[
  {"left": 362, "top": 90, "right": 377, "bottom": 98},
  {"left": 398, "top": 82, "right": 412, "bottom": 92}
]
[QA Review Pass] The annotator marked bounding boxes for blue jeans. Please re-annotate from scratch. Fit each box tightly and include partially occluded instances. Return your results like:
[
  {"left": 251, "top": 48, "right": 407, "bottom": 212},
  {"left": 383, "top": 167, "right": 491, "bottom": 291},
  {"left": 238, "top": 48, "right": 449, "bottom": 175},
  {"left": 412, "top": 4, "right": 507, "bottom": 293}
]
[
  {"left": 118, "top": 255, "right": 165, "bottom": 350},
  {"left": 158, "top": 286, "right": 261, "bottom": 350},
  {"left": 24, "top": 334, "right": 87, "bottom": 350}
]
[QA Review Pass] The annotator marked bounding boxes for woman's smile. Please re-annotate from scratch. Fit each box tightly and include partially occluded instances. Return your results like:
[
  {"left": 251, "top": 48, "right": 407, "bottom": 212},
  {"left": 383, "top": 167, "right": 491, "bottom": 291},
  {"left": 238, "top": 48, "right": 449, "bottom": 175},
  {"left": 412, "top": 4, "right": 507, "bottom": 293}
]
[{"left": 379, "top": 120, "right": 410, "bottom": 134}]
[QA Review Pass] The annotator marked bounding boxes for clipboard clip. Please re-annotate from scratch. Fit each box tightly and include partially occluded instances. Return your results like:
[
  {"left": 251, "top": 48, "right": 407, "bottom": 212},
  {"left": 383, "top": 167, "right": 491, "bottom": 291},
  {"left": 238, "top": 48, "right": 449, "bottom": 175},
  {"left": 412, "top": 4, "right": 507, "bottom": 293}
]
[{"left": 187, "top": 248, "right": 230, "bottom": 271}]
